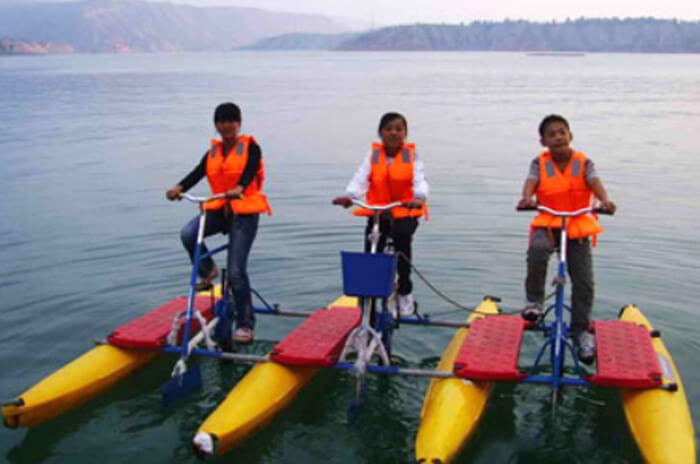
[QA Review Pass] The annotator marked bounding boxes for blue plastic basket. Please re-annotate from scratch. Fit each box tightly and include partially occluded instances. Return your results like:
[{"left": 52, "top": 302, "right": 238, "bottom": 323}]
[{"left": 341, "top": 251, "right": 397, "bottom": 298}]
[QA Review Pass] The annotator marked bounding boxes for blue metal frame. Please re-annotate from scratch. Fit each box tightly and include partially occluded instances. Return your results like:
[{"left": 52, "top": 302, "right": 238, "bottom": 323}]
[
  {"left": 179, "top": 206, "right": 207, "bottom": 361},
  {"left": 519, "top": 216, "right": 591, "bottom": 391},
  {"left": 167, "top": 204, "right": 600, "bottom": 397},
  {"left": 375, "top": 299, "right": 396, "bottom": 358},
  {"left": 173, "top": 209, "right": 234, "bottom": 373}
]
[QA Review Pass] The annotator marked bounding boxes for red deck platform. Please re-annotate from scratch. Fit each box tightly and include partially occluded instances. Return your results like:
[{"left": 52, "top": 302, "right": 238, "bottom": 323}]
[
  {"left": 453, "top": 315, "right": 526, "bottom": 381},
  {"left": 270, "top": 306, "right": 362, "bottom": 367},
  {"left": 107, "top": 296, "right": 218, "bottom": 349},
  {"left": 588, "top": 320, "right": 662, "bottom": 388}
]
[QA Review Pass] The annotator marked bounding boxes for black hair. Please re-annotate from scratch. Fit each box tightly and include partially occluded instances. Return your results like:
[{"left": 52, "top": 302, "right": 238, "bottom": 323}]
[
  {"left": 214, "top": 102, "right": 241, "bottom": 123},
  {"left": 378, "top": 112, "right": 408, "bottom": 135},
  {"left": 538, "top": 114, "right": 570, "bottom": 137}
]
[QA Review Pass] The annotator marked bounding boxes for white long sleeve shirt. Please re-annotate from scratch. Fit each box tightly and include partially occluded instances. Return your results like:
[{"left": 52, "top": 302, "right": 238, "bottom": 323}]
[{"left": 344, "top": 150, "right": 429, "bottom": 200}]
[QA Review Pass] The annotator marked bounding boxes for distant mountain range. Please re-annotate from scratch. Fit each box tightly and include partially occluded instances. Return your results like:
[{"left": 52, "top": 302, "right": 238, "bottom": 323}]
[
  {"left": 0, "top": 0, "right": 346, "bottom": 53},
  {"left": 2, "top": 7, "right": 700, "bottom": 55},
  {"left": 244, "top": 18, "right": 700, "bottom": 53}
]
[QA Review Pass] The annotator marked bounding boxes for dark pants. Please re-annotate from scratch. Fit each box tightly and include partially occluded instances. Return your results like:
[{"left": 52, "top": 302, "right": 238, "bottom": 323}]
[
  {"left": 181, "top": 210, "right": 259, "bottom": 330},
  {"left": 525, "top": 227, "right": 594, "bottom": 335},
  {"left": 364, "top": 216, "right": 419, "bottom": 295}
]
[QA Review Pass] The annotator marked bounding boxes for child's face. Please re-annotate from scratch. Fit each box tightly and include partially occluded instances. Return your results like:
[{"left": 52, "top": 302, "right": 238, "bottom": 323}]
[
  {"left": 380, "top": 118, "right": 407, "bottom": 151},
  {"left": 215, "top": 119, "right": 241, "bottom": 141},
  {"left": 540, "top": 121, "right": 573, "bottom": 156}
]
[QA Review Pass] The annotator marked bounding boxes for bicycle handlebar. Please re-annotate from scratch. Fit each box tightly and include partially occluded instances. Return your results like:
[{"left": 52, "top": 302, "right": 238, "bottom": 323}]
[
  {"left": 517, "top": 204, "right": 613, "bottom": 216},
  {"left": 180, "top": 192, "right": 241, "bottom": 204},
  {"left": 350, "top": 199, "right": 405, "bottom": 211}
]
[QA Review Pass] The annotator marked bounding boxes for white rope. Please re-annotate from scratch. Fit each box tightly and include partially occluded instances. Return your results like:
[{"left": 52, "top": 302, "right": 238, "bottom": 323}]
[
  {"left": 166, "top": 309, "right": 217, "bottom": 352},
  {"left": 166, "top": 312, "right": 183, "bottom": 346},
  {"left": 192, "top": 310, "right": 217, "bottom": 352},
  {"left": 171, "top": 358, "right": 187, "bottom": 379}
]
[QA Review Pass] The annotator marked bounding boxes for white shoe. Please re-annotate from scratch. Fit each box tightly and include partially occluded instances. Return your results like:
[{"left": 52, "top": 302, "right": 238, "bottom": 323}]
[
  {"left": 397, "top": 293, "right": 415, "bottom": 317},
  {"left": 576, "top": 331, "right": 596, "bottom": 365},
  {"left": 232, "top": 327, "right": 254, "bottom": 344}
]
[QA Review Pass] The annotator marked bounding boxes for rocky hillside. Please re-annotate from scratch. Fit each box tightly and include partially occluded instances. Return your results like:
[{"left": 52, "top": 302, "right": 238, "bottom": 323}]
[
  {"left": 0, "top": 37, "right": 75, "bottom": 54},
  {"left": 336, "top": 18, "right": 700, "bottom": 52},
  {"left": 0, "top": 0, "right": 346, "bottom": 53}
]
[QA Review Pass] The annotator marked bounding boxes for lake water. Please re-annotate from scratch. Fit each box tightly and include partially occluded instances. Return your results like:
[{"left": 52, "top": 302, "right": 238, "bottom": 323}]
[{"left": 0, "top": 51, "right": 699, "bottom": 463}]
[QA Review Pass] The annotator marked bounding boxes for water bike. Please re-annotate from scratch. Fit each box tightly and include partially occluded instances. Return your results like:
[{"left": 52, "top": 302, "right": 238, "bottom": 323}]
[
  {"left": 415, "top": 205, "right": 695, "bottom": 464},
  {"left": 192, "top": 199, "right": 474, "bottom": 455},
  {"left": 0, "top": 196, "right": 463, "bottom": 450},
  {"left": 2, "top": 199, "right": 695, "bottom": 464}
]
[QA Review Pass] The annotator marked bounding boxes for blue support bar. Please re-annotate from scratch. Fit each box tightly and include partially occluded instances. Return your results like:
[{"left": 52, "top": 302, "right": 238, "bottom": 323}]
[
  {"left": 199, "top": 244, "right": 227, "bottom": 261},
  {"left": 160, "top": 346, "right": 222, "bottom": 358},
  {"left": 530, "top": 338, "right": 554, "bottom": 374},
  {"left": 254, "top": 307, "right": 280, "bottom": 315},
  {"left": 395, "top": 317, "right": 449, "bottom": 326},
  {"left": 521, "top": 375, "right": 591, "bottom": 387},
  {"left": 331, "top": 362, "right": 402, "bottom": 376}
]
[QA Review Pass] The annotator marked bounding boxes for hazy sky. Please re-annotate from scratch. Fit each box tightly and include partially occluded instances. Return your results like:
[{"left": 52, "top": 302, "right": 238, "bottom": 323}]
[{"left": 169, "top": 0, "right": 700, "bottom": 25}]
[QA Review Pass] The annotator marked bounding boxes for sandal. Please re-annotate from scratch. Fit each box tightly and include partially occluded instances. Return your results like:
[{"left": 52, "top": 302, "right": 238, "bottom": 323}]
[
  {"left": 195, "top": 268, "right": 219, "bottom": 291},
  {"left": 521, "top": 302, "right": 544, "bottom": 322}
]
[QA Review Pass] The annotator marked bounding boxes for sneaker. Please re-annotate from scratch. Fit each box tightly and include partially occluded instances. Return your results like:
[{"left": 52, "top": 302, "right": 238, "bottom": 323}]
[
  {"left": 233, "top": 327, "right": 254, "bottom": 344},
  {"left": 397, "top": 293, "right": 415, "bottom": 317},
  {"left": 576, "top": 331, "right": 596, "bottom": 365},
  {"left": 521, "top": 302, "right": 544, "bottom": 322}
]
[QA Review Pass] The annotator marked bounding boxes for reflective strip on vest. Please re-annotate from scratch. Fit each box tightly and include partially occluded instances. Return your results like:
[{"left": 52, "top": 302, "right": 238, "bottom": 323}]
[
  {"left": 353, "top": 143, "right": 425, "bottom": 219},
  {"left": 571, "top": 159, "right": 581, "bottom": 177},
  {"left": 204, "top": 135, "right": 271, "bottom": 215},
  {"left": 544, "top": 160, "right": 555, "bottom": 178},
  {"left": 531, "top": 151, "right": 603, "bottom": 240}
]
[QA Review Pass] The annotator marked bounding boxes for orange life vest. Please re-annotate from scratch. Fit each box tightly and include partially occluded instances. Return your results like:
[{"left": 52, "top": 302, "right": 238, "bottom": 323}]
[
  {"left": 353, "top": 142, "right": 427, "bottom": 219},
  {"left": 531, "top": 150, "right": 603, "bottom": 239},
  {"left": 204, "top": 135, "right": 271, "bottom": 215}
]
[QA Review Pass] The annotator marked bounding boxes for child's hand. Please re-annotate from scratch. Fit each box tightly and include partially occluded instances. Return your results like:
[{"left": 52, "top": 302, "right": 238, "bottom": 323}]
[
  {"left": 517, "top": 197, "right": 537, "bottom": 210},
  {"left": 598, "top": 200, "right": 616, "bottom": 214},
  {"left": 166, "top": 185, "right": 183, "bottom": 201},
  {"left": 403, "top": 199, "right": 425, "bottom": 209},
  {"left": 332, "top": 196, "right": 353, "bottom": 208},
  {"left": 225, "top": 186, "right": 244, "bottom": 199}
]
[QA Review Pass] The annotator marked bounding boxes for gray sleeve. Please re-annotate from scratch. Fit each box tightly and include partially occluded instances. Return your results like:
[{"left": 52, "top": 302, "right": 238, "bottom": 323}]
[
  {"left": 527, "top": 158, "right": 539, "bottom": 183},
  {"left": 585, "top": 159, "right": 599, "bottom": 183}
]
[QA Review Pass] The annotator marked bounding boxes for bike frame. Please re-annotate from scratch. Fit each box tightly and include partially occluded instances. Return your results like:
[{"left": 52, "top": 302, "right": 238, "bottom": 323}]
[
  {"left": 173, "top": 194, "right": 228, "bottom": 367},
  {"left": 519, "top": 205, "right": 599, "bottom": 394},
  {"left": 352, "top": 199, "right": 403, "bottom": 359}
]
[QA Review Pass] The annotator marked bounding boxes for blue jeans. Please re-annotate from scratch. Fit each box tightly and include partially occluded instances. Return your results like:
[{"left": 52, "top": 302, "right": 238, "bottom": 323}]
[{"left": 180, "top": 210, "right": 259, "bottom": 330}]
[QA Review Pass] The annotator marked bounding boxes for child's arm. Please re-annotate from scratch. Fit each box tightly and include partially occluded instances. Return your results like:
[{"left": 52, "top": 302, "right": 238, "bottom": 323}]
[
  {"left": 405, "top": 155, "right": 428, "bottom": 209},
  {"left": 517, "top": 178, "right": 538, "bottom": 209},
  {"left": 517, "top": 158, "right": 538, "bottom": 209},
  {"left": 589, "top": 178, "right": 617, "bottom": 213},
  {"left": 332, "top": 153, "right": 371, "bottom": 207},
  {"left": 166, "top": 152, "right": 207, "bottom": 200}
]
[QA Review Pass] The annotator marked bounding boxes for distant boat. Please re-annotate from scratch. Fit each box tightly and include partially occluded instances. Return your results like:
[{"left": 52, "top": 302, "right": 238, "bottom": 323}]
[{"left": 527, "top": 52, "right": 585, "bottom": 57}]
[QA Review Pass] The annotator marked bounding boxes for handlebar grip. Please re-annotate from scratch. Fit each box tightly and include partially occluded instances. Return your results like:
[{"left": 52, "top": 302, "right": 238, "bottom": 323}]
[
  {"left": 593, "top": 208, "right": 614, "bottom": 215},
  {"left": 516, "top": 205, "right": 537, "bottom": 211}
]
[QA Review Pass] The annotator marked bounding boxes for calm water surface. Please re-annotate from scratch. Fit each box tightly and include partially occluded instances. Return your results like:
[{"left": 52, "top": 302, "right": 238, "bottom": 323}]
[{"left": 1, "top": 51, "right": 699, "bottom": 463}]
